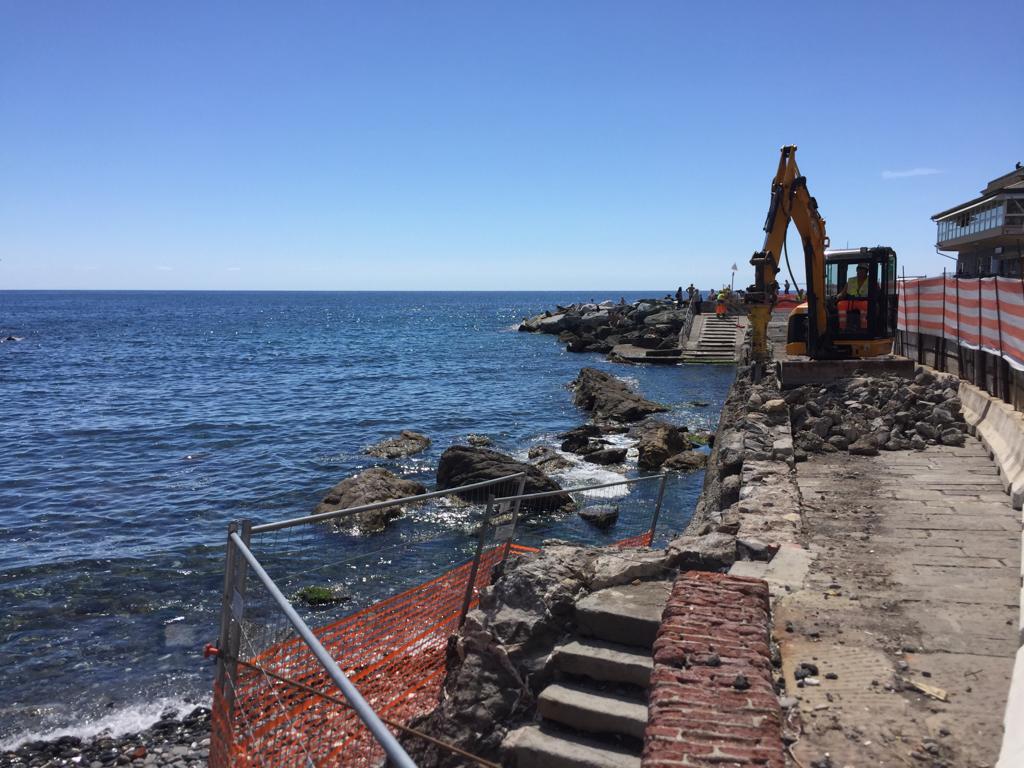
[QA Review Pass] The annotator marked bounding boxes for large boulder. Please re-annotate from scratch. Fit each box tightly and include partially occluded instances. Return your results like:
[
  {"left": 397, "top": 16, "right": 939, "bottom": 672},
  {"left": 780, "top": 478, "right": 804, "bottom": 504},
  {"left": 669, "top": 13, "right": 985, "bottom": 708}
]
[
  {"left": 642, "top": 309, "right": 689, "bottom": 327},
  {"left": 365, "top": 430, "right": 431, "bottom": 459},
  {"left": 436, "top": 446, "right": 573, "bottom": 512},
  {"left": 578, "top": 504, "right": 619, "bottom": 529},
  {"left": 665, "top": 532, "right": 737, "bottom": 571},
  {"left": 635, "top": 420, "right": 691, "bottom": 469},
  {"left": 571, "top": 367, "right": 668, "bottom": 423},
  {"left": 663, "top": 449, "right": 708, "bottom": 472},
  {"left": 315, "top": 468, "right": 426, "bottom": 532},
  {"left": 582, "top": 447, "right": 627, "bottom": 465}
]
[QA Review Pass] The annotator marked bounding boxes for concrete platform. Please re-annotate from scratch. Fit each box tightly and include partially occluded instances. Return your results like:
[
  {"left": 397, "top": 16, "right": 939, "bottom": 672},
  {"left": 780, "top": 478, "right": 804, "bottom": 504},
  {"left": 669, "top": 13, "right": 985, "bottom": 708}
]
[
  {"left": 777, "top": 354, "right": 914, "bottom": 388},
  {"left": 779, "top": 441, "right": 1020, "bottom": 767}
]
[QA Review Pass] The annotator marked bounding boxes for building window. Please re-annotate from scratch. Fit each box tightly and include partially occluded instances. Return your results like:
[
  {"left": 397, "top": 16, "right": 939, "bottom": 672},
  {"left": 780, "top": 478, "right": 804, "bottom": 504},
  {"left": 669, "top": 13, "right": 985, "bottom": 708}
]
[{"left": 937, "top": 199, "right": 1006, "bottom": 243}]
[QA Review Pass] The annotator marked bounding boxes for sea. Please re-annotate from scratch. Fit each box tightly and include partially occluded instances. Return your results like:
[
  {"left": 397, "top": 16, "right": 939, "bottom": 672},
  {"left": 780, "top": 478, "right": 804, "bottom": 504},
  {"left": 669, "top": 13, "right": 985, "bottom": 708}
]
[{"left": 0, "top": 290, "right": 734, "bottom": 747}]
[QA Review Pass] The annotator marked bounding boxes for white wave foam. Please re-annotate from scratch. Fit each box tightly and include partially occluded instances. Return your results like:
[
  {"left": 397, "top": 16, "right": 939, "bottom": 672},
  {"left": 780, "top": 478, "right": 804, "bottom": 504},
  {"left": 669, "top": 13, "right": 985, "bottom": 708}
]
[{"left": 0, "top": 694, "right": 210, "bottom": 752}]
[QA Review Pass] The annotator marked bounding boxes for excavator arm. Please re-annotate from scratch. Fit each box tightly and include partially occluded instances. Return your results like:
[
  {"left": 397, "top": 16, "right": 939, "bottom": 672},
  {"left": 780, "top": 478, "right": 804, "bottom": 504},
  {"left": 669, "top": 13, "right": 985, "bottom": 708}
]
[{"left": 747, "top": 145, "right": 830, "bottom": 363}]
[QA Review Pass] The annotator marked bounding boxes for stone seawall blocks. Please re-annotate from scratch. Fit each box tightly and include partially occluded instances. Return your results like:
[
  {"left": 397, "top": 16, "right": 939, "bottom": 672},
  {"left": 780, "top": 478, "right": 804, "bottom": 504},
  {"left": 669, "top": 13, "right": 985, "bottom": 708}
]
[{"left": 642, "top": 571, "right": 784, "bottom": 768}]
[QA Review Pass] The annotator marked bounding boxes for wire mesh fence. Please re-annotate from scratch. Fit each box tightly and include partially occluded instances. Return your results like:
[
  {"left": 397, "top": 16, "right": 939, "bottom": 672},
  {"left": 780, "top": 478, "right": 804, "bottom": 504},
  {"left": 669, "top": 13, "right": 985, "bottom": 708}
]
[{"left": 210, "top": 472, "right": 668, "bottom": 767}]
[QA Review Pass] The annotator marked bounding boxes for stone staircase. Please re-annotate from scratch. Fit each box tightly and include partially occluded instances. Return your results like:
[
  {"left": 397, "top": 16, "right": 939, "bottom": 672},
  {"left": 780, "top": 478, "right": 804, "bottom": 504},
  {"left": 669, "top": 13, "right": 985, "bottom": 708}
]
[
  {"left": 679, "top": 314, "right": 746, "bottom": 364},
  {"left": 502, "top": 581, "right": 672, "bottom": 768}
]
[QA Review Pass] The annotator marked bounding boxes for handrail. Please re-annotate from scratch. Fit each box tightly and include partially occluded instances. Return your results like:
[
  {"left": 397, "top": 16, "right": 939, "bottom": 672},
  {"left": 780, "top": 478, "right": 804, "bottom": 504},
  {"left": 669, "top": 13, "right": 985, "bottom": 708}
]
[
  {"left": 229, "top": 531, "right": 418, "bottom": 768},
  {"left": 251, "top": 473, "right": 526, "bottom": 533},
  {"left": 493, "top": 473, "right": 666, "bottom": 504}
]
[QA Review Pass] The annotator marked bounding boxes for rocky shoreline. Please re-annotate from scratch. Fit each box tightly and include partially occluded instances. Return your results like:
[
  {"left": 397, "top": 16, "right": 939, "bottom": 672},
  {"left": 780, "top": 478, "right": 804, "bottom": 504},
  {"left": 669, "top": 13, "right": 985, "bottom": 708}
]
[{"left": 1, "top": 707, "right": 212, "bottom": 768}]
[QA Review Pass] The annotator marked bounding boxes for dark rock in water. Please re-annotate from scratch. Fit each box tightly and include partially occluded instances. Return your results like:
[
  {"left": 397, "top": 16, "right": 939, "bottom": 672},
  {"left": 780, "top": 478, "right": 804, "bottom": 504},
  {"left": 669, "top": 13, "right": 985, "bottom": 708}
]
[
  {"left": 663, "top": 449, "right": 708, "bottom": 472},
  {"left": 559, "top": 424, "right": 603, "bottom": 454},
  {"left": 436, "top": 446, "right": 572, "bottom": 511},
  {"left": 582, "top": 447, "right": 627, "bottom": 465},
  {"left": 578, "top": 504, "right": 619, "bottom": 529},
  {"left": 466, "top": 433, "right": 493, "bottom": 447},
  {"left": 635, "top": 420, "right": 690, "bottom": 469},
  {"left": 294, "top": 583, "right": 351, "bottom": 608},
  {"left": 571, "top": 367, "right": 668, "bottom": 423},
  {"left": 315, "top": 468, "right": 426, "bottom": 532},
  {"left": 365, "top": 429, "right": 431, "bottom": 459},
  {"left": 527, "top": 445, "right": 573, "bottom": 473}
]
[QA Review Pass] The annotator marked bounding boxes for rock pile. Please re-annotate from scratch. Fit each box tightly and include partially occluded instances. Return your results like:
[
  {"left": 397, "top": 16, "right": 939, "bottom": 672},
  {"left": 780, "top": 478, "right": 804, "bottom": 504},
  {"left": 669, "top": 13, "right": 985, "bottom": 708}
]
[
  {"left": 518, "top": 298, "right": 691, "bottom": 355},
  {"left": 1, "top": 707, "right": 212, "bottom": 768},
  {"left": 786, "top": 369, "right": 967, "bottom": 458}
]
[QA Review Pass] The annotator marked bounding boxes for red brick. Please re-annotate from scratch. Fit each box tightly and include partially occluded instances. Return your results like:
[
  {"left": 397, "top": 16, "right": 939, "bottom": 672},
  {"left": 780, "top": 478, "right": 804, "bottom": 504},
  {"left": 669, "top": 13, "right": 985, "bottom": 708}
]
[{"left": 642, "top": 571, "right": 784, "bottom": 768}]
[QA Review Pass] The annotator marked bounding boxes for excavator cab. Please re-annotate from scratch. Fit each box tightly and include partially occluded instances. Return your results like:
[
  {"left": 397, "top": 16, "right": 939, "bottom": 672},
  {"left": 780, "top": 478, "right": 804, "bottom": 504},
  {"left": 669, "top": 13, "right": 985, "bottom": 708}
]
[{"left": 786, "top": 247, "right": 898, "bottom": 358}]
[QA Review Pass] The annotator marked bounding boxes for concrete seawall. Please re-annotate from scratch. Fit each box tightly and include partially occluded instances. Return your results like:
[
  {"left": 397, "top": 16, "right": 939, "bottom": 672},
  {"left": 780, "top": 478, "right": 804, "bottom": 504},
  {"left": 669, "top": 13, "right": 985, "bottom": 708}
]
[{"left": 665, "top": 354, "right": 1024, "bottom": 767}]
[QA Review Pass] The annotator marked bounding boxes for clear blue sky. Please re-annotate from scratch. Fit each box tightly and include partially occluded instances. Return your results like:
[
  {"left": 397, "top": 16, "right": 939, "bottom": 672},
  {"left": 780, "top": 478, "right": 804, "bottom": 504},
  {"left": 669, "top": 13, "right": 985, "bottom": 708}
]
[{"left": 2, "top": 1, "right": 1021, "bottom": 290}]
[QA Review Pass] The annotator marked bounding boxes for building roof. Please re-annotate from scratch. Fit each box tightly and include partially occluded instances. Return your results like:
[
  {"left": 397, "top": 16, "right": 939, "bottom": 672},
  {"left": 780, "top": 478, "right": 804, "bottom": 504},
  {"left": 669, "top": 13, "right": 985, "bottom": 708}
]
[{"left": 932, "top": 164, "right": 1024, "bottom": 221}]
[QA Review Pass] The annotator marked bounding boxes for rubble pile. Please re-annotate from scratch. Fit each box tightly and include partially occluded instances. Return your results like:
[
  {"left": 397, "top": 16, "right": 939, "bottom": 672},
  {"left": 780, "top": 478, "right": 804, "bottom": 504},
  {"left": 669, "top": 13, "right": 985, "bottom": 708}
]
[{"left": 786, "top": 369, "right": 967, "bottom": 458}]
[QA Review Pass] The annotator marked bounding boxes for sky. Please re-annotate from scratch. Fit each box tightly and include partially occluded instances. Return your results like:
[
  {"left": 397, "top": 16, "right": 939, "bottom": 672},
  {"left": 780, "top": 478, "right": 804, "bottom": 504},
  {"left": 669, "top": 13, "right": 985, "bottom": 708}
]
[{"left": 1, "top": 1, "right": 1022, "bottom": 291}]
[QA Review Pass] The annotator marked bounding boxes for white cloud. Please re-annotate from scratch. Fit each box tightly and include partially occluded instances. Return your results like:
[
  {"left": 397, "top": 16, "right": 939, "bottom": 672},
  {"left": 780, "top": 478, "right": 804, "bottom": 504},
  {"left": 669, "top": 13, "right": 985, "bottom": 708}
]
[
  {"left": 882, "top": 168, "right": 942, "bottom": 179},
  {"left": 156, "top": 265, "right": 173, "bottom": 271}
]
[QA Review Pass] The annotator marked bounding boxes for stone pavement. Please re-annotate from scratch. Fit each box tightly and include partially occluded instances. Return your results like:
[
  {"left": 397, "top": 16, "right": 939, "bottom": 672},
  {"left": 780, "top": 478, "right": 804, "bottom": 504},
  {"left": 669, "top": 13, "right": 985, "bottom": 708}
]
[{"left": 775, "top": 442, "right": 1020, "bottom": 767}]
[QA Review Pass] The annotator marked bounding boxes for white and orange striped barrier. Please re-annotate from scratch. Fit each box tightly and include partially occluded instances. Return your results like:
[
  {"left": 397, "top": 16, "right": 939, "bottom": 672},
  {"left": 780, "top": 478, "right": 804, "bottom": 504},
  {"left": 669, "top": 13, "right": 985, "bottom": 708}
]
[{"left": 898, "top": 276, "right": 1024, "bottom": 372}]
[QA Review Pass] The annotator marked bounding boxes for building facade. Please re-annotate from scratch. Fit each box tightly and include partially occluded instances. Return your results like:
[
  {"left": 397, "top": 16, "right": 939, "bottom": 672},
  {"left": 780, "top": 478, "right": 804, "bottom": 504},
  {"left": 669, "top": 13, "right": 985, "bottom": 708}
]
[{"left": 933, "top": 164, "right": 1024, "bottom": 277}]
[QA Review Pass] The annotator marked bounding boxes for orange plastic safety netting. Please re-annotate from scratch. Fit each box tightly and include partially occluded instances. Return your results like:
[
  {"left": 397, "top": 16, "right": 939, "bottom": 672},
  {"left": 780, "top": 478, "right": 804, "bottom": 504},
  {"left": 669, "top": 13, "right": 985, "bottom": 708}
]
[{"left": 210, "top": 542, "right": 548, "bottom": 767}]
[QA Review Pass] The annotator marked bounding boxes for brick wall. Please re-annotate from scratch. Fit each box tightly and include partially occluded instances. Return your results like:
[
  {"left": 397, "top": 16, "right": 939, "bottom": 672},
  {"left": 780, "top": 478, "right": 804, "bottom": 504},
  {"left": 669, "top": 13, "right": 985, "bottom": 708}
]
[{"left": 642, "top": 571, "right": 783, "bottom": 768}]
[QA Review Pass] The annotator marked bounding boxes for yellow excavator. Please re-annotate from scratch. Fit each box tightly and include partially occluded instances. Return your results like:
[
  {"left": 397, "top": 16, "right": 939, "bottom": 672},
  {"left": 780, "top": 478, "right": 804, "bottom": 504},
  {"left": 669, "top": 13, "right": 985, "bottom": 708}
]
[{"left": 746, "top": 146, "right": 900, "bottom": 373}]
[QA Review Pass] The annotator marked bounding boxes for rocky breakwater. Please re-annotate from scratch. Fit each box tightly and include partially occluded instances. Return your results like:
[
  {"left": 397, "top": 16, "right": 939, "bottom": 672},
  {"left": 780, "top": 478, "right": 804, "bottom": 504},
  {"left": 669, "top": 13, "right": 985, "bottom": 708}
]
[
  {"left": 518, "top": 299, "right": 690, "bottom": 356},
  {"left": 786, "top": 369, "right": 968, "bottom": 459}
]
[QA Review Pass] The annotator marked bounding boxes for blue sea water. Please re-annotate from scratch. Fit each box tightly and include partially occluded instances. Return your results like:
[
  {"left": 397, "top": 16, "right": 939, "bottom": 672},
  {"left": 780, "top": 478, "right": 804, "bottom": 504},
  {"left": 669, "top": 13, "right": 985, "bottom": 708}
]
[{"left": 0, "top": 290, "right": 734, "bottom": 745}]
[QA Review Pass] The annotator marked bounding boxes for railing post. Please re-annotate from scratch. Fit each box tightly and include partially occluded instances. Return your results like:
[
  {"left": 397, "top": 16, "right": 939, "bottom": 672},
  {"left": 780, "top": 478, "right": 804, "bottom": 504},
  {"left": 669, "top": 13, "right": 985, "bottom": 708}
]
[
  {"left": 216, "top": 519, "right": 252, "bottom": 725},
  {"left": 647, "top": 474, "right": 669, "bottom": 547},
  {"left": 458, "top": 496, "right": 493, "bottom": 627},
  {"left": 501, "top": 474, "right": 529, "bottom": 565}
]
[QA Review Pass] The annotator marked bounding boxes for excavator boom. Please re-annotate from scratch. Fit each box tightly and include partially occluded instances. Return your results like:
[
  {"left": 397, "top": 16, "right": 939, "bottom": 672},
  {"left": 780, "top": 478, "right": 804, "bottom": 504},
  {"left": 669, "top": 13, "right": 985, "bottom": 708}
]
[{"left": 745, "top": 146, "right": 899, "bottom": 371}]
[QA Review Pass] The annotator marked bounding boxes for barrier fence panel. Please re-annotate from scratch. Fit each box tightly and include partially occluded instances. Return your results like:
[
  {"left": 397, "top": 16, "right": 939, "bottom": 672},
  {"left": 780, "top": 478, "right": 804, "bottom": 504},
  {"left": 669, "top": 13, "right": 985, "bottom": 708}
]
[
  {"left": 210, "top": 474, "right": 525, "bottom": 768},
  {"left": 898, "top": 276, "right": 1024, "bottom": 372}
]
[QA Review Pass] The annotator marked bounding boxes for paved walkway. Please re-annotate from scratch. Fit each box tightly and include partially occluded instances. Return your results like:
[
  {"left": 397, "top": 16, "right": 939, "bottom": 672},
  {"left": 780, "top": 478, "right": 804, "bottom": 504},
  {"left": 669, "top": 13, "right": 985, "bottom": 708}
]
[{"left": 775, "top": 442, "right": 1020, "bottom": 767}]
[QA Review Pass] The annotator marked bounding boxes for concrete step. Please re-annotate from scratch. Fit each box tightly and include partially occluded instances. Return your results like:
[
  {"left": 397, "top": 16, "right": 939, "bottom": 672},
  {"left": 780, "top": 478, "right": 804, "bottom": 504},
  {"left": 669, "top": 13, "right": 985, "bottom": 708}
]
[
  {"left": 574, "top": 580, "right": 671, "bottom": 649},
  {"left": 503, "top": 725, "right": 641, "bottom": 768},
  {"left": 553, "top": 638, "right": 654, "bottom": 688},
  {"left": 538, "top": 682, "right": 648, "bottom": 740}
]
